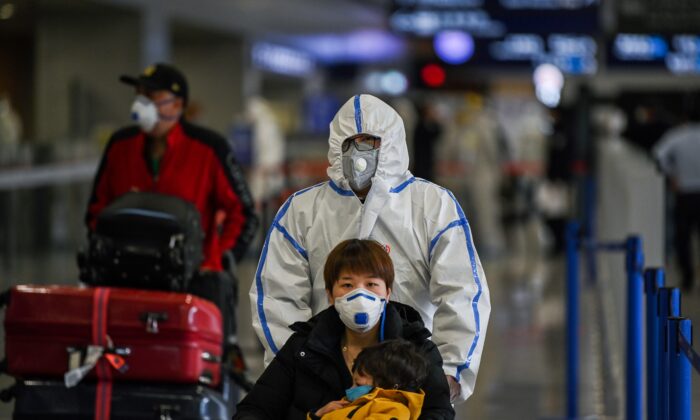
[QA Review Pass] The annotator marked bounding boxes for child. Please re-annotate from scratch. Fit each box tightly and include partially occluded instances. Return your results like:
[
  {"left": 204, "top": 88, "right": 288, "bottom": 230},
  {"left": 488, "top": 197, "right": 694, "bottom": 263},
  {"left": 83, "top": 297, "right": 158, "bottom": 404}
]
[{"left": 310, "top": 339, "right": 429, "bottom": 420}]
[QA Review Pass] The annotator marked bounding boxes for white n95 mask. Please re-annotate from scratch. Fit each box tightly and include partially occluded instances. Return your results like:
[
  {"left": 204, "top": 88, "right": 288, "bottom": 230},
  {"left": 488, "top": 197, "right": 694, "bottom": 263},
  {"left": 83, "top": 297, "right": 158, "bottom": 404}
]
[
  {"left": 130, "top": 95, "right": 159, "bottom": 132},
  {"left": 342, "top": 147, "right": 379, "bottom": 191},
  {"left": 334, "top": 288, "right": 386, "bottom": 333}
]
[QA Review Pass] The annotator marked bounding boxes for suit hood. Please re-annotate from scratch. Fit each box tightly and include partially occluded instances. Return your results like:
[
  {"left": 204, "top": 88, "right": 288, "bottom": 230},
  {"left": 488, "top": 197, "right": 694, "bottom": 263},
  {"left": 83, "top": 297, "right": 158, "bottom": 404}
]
[{"left": 327, "top": 94, "right": 411, "bottom": 189}]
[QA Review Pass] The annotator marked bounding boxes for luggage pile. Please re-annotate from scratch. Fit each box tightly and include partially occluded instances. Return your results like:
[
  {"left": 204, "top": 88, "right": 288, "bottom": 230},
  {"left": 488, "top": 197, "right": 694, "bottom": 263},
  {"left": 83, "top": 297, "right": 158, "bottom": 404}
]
[{"left": 3, "top": 193, "right": 238, "bottom": 419}]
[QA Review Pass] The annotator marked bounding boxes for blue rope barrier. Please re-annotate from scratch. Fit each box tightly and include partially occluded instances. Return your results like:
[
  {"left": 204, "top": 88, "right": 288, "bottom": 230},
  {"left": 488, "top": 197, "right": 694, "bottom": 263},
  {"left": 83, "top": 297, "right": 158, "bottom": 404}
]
[
  {"left": 678, "top": 330, "right": 700, "bottom": 375},
  {"left": 580, "top": 239, "right": 627, "bottom": 252},
  {"left": 668, "top": 318, "right": 691, "bottom": 420},
  {"left": 658, "top": 287, "right": 681, "bottom": 420}
]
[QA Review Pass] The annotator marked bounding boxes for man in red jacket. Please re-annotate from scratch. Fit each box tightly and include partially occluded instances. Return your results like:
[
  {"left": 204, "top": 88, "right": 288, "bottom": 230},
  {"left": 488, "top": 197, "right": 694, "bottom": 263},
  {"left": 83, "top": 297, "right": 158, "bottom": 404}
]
[
  {"left": 85, "top": 63, "right": 258, "bottom": 349},
  {"left": 86, "top": 63, "right": 257, "bottom": 269}
]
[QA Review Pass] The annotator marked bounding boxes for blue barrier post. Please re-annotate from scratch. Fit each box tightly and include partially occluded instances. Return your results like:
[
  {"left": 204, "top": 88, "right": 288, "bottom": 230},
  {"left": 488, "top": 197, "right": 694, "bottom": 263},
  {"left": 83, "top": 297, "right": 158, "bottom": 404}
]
[
  {"left": 658, "top": 287, "right": 681, "bottom": 420},
  {"left": 668, "top": 318, "right": 691, "bottom": 420},
  {"left": 625, "top": 236, "right": 644, "bottom": 420},
  {"left": 644, "top": 268, "right": 665, "bottom": 420},
  {"left": 565, "top": 221, "right": 579, "bottom": 419}
]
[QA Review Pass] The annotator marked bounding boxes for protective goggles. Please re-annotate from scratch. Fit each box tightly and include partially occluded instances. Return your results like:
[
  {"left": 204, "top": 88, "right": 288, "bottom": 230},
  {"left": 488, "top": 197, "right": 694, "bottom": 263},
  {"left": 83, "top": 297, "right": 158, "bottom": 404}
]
[{"left": 341, "top": 135, "right": 381, "bottom": 153}]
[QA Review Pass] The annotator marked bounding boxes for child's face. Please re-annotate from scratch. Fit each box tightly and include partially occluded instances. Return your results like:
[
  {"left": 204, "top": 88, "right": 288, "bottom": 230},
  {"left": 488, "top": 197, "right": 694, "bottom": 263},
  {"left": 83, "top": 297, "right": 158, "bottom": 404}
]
[{"left": 352, "top": 370, "right": 374, "bottom": 387}]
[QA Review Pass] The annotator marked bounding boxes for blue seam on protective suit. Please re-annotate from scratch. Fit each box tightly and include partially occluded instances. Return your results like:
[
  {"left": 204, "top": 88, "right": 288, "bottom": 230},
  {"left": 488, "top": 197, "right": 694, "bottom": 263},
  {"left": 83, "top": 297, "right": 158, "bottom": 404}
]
[
  {"left": 354, "top": 95, "right": 363, "bottom": 133},
  {"left": 273, "top": 221, "right": 308, "bottom": 260},
  {"left": 254, "top": 183, "right": 323, "bottom": 354},
  {"left": 255, "top": 223, "right": 279, "bottom": 353},
  {"left": 390, "top": 177, "right": 416, "bottom": 193},
  {"left": 426, "top": 184, "right": 483, "bottom": 378},
  {"left": 443, "top": 189, "right": 482, "bottom": 377},
  {"left": 429, "top": 219, "right": 464, "bottom": 255},
  {"left": 329, "top": 179, "right": 354, "bottom": 196}
]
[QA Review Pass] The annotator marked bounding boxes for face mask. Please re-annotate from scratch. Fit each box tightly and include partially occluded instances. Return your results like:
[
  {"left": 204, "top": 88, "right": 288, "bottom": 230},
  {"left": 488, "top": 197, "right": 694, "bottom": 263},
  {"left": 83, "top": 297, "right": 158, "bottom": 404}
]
[
  {"left": 130, "top": 94, "right": 159, "bottom": 132},
  {"left": 345, "top": 385, "right": 373, "bottom": 402},
  {"left": 342, "top": 148, "right": 379, "bottom": 191},
  {"left": 334, "top": 288, "right": 386, "bottom": 334}
]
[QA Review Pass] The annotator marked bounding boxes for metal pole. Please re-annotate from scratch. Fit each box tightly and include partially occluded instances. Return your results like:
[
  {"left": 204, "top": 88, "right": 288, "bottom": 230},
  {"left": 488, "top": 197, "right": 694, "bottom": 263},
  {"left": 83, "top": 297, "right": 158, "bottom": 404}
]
[
  {"left": 658, "top": 287, "right": 681, "bottom": 420},
  {"left": 625, "top": 236, "right": 644, "bottom": 420},
  {"left": 644, "top": 268, "right": 665, "bottom": 420},
  {"left": 565, "top": 221, "right": 579, "bottom": 420},
  {"left": 668, "top": 318, "right": 691, "bottom": 420}
]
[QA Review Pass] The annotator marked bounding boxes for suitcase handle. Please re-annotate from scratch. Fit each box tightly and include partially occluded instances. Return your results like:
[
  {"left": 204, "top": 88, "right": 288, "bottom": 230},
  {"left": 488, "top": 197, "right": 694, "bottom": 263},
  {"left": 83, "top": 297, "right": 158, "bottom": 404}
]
[{"left": 139, "top": 312, "right": 169, "bottom": 334}]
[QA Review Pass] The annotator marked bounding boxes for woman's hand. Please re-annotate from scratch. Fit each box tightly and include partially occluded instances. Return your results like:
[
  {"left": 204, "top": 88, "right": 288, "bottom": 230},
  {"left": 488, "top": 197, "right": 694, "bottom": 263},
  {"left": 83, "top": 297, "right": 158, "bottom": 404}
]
[{"left": 315, "top": 399, "right": 350, "bottom": 417}]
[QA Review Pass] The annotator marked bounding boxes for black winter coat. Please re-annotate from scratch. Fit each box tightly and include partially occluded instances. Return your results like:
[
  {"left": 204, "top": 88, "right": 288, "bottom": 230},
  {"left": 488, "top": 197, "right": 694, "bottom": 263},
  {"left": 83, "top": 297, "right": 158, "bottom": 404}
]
[{"left": 234, "top": 302, "right": 454, "bottom": 420}]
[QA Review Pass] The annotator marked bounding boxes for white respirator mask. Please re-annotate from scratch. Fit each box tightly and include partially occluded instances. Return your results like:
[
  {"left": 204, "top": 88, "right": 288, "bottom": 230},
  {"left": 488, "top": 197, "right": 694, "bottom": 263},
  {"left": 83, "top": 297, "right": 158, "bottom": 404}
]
[
  {"left": 130, "top": 94, "right": 159, "bottom": 133},
  {"left": 334, "top": 288, "right": 386, "bottom": 334}
]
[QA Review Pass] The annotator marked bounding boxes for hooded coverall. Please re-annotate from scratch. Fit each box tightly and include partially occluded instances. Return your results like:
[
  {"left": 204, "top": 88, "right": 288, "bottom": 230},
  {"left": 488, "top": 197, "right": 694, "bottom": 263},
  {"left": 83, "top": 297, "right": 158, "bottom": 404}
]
[{"left": 250, "top": 94, "right": 490, "bottom": 402}]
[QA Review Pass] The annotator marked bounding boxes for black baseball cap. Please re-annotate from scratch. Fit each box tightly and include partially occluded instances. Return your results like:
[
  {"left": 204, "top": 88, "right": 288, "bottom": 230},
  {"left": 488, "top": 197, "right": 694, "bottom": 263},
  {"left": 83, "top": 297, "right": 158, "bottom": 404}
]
[{"left": 120, "top": 63, "right": 188, "bottom": 104}]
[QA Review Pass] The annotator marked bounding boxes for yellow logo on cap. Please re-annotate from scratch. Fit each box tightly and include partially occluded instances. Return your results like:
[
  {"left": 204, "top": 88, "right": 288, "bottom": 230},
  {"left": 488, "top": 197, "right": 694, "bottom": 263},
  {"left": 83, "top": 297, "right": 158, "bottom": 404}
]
[
  {"left": 143, "top": 65, "right": 156, "bottom": 76},
  {"left": 172, "top": 83, "right": 180, "bottom": 92}
]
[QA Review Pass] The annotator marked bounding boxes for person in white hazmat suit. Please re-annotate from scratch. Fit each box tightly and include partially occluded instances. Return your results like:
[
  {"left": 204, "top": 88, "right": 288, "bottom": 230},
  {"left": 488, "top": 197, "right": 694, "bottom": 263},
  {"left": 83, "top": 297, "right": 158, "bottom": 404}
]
[{"left": 250, "top": 94, "right": 490, "bottom": 403}]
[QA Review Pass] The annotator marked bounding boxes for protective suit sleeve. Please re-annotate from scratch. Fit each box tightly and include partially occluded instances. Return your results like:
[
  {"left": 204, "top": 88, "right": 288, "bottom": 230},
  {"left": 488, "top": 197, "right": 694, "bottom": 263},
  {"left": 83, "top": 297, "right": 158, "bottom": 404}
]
[
  {"left": 428, "top": 190, "right": 491, "bottom": 403},
  {"left": 250, "top": 195, "right": 312, "bottom": 365}
]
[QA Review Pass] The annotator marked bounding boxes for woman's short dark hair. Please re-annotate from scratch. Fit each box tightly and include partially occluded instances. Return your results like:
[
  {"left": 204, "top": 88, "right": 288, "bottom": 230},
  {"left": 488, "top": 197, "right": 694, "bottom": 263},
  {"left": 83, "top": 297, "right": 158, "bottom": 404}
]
[
  {"left": 352, "top": 339, "right": 428, "bottom": 392},
  {"left": 323, "top": 239, "right": 394, "bottom": 291}
]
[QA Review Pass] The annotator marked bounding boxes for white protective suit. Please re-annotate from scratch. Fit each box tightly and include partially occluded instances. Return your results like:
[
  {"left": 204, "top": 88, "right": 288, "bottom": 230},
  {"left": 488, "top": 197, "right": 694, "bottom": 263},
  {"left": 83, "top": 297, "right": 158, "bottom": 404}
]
[{"left": 250, "top": 94, "right": 490, "bottom": 402}]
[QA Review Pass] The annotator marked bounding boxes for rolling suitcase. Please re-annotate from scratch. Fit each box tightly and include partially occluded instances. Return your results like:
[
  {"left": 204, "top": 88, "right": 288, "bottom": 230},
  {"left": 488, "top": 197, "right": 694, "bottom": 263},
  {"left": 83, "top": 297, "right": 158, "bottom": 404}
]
[
  {"left": 79, "top": 192, "right": 204, "bottom": 291},
  {"left": 5, "top": 285, "right": 222, "bottom": 387},
  {"left": 11, "top": 378, "right": 233, "bottom": 420}
]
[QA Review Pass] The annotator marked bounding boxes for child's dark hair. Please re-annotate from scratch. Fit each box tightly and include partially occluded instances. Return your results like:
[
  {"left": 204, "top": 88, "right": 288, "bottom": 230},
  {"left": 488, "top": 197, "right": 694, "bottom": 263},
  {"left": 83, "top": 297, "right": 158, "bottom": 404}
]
[{"left": 352, "top": 339, "right": 428, "bottom": 393}]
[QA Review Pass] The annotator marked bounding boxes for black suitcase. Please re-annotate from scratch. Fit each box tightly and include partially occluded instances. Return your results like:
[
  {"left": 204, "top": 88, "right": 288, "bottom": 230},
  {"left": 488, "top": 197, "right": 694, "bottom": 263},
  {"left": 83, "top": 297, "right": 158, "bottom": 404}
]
[
  {"left": 80, "top": 192, "right": 204, "bottom": 292},
  {"left": 11, "top": 378, "right": 235, "bottom": 420}
]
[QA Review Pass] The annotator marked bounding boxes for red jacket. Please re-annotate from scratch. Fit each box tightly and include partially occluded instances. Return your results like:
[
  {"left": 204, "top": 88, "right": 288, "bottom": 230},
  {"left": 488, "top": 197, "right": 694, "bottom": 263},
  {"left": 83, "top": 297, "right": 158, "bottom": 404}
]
[{"left": 86, "top": 121, "right": 258, "bottom": 271}]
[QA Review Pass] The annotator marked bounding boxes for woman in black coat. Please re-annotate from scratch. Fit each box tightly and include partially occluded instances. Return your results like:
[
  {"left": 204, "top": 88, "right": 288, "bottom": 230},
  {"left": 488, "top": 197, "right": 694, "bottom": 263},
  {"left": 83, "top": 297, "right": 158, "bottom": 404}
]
[{"left": 234, "top": 239, "right": 454, "bottom": 420}]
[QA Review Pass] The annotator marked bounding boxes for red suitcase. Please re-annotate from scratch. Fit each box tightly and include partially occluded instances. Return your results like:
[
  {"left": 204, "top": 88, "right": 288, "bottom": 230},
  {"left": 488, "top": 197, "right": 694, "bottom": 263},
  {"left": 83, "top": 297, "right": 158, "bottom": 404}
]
[{"left": 5, "top": 285, "right": 222, "bottom": 387}]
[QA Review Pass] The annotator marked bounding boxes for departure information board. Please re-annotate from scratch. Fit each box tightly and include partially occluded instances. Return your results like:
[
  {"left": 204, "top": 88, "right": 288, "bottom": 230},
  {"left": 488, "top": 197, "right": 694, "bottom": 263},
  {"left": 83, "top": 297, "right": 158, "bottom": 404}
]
[
  {"left": 390, "top": 0, "right": 599, "bottom": 37},
  {"left": 608, "top": 34, "right": 700, "bottom": 74}
]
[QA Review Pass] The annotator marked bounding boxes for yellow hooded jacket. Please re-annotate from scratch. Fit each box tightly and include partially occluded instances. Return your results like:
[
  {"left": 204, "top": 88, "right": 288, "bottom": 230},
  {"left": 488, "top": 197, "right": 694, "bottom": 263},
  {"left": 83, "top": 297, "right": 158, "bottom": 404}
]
[{"left": 311, "top": 387, "right": 425, "bottom": 420}]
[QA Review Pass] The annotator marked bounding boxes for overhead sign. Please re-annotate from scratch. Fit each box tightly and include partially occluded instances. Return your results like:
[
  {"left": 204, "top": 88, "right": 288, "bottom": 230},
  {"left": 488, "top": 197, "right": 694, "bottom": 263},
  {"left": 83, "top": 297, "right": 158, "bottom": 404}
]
[
  {"left": 486, "top": 33, "right": 597, "bottom": 74},
  {"left": 609, "top": 34, "right": 700, "bottom": 74},
  {"left": 390, "top": 0, "right": 599, "bottom": 37},
  {"left": 251, "top": 43, "right": 315, "bottom": 77}
]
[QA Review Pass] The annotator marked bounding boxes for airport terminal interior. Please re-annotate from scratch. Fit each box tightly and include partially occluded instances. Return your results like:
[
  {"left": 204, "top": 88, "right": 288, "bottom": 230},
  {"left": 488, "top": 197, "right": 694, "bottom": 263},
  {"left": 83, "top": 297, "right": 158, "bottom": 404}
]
[{"left": 1, "top": 0, "right": 700, "bottom": 418}]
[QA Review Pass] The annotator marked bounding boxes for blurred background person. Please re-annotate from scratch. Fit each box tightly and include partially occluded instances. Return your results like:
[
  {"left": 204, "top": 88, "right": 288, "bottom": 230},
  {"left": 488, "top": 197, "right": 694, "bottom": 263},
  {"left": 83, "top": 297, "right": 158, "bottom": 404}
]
[
  {"left": 412, "top": 100, "right": 444, "bottom": 182},
  {"left": 250, "top": 94, "right": 490, "bottom": 404},
  {"left": 653, "top": 101, "right": 700, "bottom": 292},
  {"left": 85, "top": 63, "right": 259, "bottom": 362}
]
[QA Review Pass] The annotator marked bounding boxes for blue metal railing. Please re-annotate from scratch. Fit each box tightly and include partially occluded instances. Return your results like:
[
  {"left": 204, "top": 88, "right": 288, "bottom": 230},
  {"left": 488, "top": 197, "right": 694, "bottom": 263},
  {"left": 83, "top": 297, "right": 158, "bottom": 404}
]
[
  {"left": 565, "top": 220, "right": 699, "bottom": 419},
  {"left": 625, "top": 236, "right": 644, "bottom": 420},
  {"left": 667, "top": 318, "right": 692, "bottom": 420},
  {"left": 644, "top": 268, "right": 665, "bottom": 420},
  {"left": 656, "top": 287, "right": 681, "bottom": 420}
]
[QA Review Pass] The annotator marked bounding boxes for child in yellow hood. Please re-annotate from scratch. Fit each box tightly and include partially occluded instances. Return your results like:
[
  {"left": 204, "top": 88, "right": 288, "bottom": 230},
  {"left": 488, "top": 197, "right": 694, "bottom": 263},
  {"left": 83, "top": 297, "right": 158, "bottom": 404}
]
[{"left": 309, "top": 339, "right": 427, "bottom": 420}]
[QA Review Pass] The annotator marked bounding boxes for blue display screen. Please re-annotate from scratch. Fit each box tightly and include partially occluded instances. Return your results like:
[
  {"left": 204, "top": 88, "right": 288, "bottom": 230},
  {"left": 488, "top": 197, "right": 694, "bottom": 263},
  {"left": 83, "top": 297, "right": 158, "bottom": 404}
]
[
  {"left": 390, "top": 0, "right": 599, "bottom": 37},
  {"left": 608, "top": 34, "right": 700, "bottom": 74}
]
